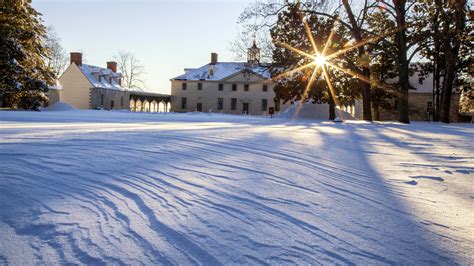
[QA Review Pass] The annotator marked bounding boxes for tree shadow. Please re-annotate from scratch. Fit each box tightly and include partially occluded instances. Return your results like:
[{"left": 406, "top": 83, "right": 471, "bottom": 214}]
[{"left": 0, "top": 120, "right": 469, "bottom": 264}]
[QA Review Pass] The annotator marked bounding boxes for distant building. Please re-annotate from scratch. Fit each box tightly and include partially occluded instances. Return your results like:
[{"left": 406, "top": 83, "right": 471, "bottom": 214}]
[
  {"left": 49, "top": 52, "right": 170, "bottom": 111},
  {"left": 379, "top": 71, "right": 468, "bottom": 122},
  {"left": 170, "top": 42, "right": 291, "bottom": 115}
]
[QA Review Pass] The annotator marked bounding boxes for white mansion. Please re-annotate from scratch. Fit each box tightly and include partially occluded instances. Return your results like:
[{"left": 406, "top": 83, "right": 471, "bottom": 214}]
[{"left": 170, "top": 43, "right": 290, "bottom": 115}]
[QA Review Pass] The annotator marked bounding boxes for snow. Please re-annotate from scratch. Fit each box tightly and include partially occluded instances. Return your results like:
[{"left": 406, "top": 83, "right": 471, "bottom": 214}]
[
  {"left": 278, "top": 102, "right": 356, "bottom": 120},
  {"left": 42, "top": 101, "right": 77, "bottom": 111},
  {"left": 79, "top": 64, "right": 124, "bottom": 91},
  {"left": 172, "top": 62, "right": 271, "bottom": 81},
  {"left": 0, "top": 110, "right": 473, "bottom": 264}
]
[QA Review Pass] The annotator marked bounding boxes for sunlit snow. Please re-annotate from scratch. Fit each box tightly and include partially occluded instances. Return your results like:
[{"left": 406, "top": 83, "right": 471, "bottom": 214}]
[{"left": 0, "top": 110, "right": 473, "bottom": 264}]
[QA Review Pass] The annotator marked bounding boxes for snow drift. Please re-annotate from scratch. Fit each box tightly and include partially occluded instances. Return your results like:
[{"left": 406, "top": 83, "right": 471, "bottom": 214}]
[
  {"left": 42, "top": 101, "right": 77, "bottom": 111},
  {"left": 278, "top": 102, "right": 355, "bottom": 120},
  {"left": 0, "top": 111, "right": 473, "bottom": 264}
]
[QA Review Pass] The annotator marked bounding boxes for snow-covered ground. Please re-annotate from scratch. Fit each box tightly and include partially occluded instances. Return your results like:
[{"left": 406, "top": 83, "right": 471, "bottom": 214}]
[{"left": 0, "top": 110, "right": 473, "bottom": 265}]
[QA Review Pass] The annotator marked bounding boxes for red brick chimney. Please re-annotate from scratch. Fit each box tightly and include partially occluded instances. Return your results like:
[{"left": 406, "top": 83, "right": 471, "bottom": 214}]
[
  {"left": 70, "top": 52, "right": 82, "bottom": 66},
  {"left": 211, "top": 53, "right": 218, "bottom": 65},
  {"left": 107, "top": 61, "right": 117, "bottom": 73}
]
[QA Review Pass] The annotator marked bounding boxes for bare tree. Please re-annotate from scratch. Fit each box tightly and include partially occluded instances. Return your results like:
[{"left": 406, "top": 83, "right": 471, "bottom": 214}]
[
  {"left": 231, "top": 0, "right": 332, "bottom": 62},
  {"left": 45, "top": 26, "right": 68, "bottom": 78},
  {"left": 113, "top": 51, "right": 146, "bottom": 90},
  {"left": 435, "top": 0, "right": 468, "bottom": 123},
  {"left": 230, "top": 29, "right": 274, "bottom": 62}
]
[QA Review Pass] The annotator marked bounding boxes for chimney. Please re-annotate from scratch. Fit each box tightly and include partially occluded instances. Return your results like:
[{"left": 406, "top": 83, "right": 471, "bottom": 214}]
[
  {"left": 70, "top": 52, "right": 82, "bottom": 66},
  {"left": 107, "top": 61, "right": 117, "bottom": 73},
  {"left": 210, "top": 53, "right": 218, "bottom": 65}
]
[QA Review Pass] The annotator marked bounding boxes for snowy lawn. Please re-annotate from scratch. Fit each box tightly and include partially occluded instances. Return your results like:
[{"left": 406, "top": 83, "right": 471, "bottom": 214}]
[{"left": 0, "top": 110, "right": 473, "bottom": 264}]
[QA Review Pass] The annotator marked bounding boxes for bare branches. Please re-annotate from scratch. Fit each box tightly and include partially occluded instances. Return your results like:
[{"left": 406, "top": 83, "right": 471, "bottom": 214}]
[
  {"left": 44, "top": 26, "right": 68, "bottom": 78},
  {"left": 232, "top": 0, "right": 332, "bottom": 60},
  {"left": 113, "top": 51, "right": 146, "bottom": 91}
]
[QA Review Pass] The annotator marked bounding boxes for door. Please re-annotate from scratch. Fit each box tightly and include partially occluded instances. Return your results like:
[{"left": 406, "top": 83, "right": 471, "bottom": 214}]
[
  {"left": 243, "top": 103, "right": 249, "bottom": 114},
  {"left": 197, "top": 102, "right": 202, "bottom": 112}
]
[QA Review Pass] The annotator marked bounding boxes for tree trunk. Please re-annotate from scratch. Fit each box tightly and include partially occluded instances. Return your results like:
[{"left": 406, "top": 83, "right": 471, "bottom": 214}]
[
  {"left": 328, "top": 96, "right": 336, "bottom": 120},
  {"left": 394, "top": 0, "right": 410, "bottom": 124},
  {"left": 342, "top": 0, "right": 372, "bottom": 121},
  {"left": 432, "top": 7, "right": 441, "bottom": 122},
  {"left": 361, "top": 68, "right": 372, "bottom": 121},
  {"left": 372, "top": 101, "right": 380, "bottom": 121},
  {"left": 437, "top": 0, "right": 466, "bottom": 123},
  {"left": 440, "top": 50, "right": 455, "bottom": 123}
]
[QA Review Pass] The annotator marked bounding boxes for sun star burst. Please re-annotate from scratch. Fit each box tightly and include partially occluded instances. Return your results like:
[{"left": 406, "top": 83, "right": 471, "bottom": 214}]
[
  {"left": 275, "top": 18, "right": 402, "bottom": 120},
  {"left": 314, "top": 53, "right": 327, "bottom": 67}
]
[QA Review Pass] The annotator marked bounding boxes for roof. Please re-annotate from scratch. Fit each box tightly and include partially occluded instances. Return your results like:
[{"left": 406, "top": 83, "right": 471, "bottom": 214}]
[
  {"left": 79, "top": 64, "right": 125, "bottom": 91},
  {"left": 171, "top": 62, "right": 271, "bottom": 81},
  {"left": 129, "top": 90, "right": 170, "bottom": 98},
  {"left": 48, "top": 81, "right": 63, "bottom": 91}
]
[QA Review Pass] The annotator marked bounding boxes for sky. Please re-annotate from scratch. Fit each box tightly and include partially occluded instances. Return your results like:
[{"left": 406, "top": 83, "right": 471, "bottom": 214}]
[{"left": 33, "top": 0, "right": 254, "bottom": 94}]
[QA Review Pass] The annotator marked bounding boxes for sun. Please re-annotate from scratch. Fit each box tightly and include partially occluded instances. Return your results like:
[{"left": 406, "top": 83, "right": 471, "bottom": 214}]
[
  {"left": 314, "top": 53, "right": 326, "bottom": 67},
  {"left": 274, "top": 17, "right": 402, "bottom": 119}
]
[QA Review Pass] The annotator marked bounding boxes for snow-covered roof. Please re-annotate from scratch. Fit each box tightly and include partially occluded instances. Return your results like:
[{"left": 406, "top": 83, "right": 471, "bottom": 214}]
[
  {"left": 79, "top": 64, "right": 125, "bottom": 91},
  {"left": 48, "top": 81, "right": 63, "bottom": 91},
  {"left": 172, "top": 62, "right": 271, "bottom": 81}
]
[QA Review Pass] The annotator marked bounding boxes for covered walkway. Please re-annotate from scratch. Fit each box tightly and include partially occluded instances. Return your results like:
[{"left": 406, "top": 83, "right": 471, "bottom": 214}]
[{"left": 129, "top": 91, "right": 170, "bottom": 112}]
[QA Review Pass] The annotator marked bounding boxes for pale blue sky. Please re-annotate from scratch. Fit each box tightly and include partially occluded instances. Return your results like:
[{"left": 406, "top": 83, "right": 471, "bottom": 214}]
[{"left": 33, "top": 0, "right": 253, "bottom": 94}]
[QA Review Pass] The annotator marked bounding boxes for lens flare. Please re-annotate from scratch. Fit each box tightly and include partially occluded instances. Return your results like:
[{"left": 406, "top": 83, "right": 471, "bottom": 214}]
[
  {"left": 274, "top": 18, "right": 403, "bottom": 120},
  {"left": 314, "top": 53, "right": 326, "bottom": 67}
]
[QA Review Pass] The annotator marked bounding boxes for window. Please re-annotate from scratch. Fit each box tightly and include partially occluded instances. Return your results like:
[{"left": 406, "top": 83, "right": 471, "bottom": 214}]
[
  {"left": 181, "top": 97, "right": 187, "bottom": 109},
  {"left": 232, "top": 84, "right": 237, "bottom": 91},
  {"left": 217, "top": 98, "right": 223, "bottom": 110},
  {"left": 100, "top": 94, "right": 104, "bottom": 106},
  {"left": 274, "top": 99, "right": 280, "bottom": 111},
  {"left": 427, "top": 101, "right": 434, "bottom": 113},
  {"left": 263, "top": 85, "right": 268, "bottom": 92},
  {"left": 231, "top": 98, "right": 237, "bottom": 110},
  {"left": 182, "top": 83, "right": 187, "bottom": 90},
  {"left": 218, "top": 83, "right": 223, "bottom": 91},
  {"left": 261, "top": 99, "right": 268, "bottom": 111},
  {"left": 244, "top": 84, "right": 249, "bottom": 91},
  {"left": 120, "top": 96, "right": 124, "bottom": 106},
  {"left": 111, "top": 100, "right": 114, "bottom": 109},
  {"left": 197, "top": 83, "right": 202, "bottom": 90}
]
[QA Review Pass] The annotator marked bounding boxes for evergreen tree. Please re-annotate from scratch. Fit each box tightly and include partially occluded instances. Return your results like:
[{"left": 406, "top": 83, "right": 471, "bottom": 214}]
[
  {"left": 270, "top": 3, "right": 357, "bottom": 120},
  {"left": 0, "top": 0, "right": 54, "bottom": 109},
  {"left": 367, "top": 11, "right": 398, "bottom": 121},
  {"left": 340, "top": 0, "right": 373, "bottom": 121}
]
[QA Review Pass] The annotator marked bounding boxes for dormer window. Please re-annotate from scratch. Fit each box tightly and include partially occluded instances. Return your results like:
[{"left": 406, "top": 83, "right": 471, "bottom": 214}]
[{"left": 208, "top": 65, "right": 215, "bottom": 76}]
